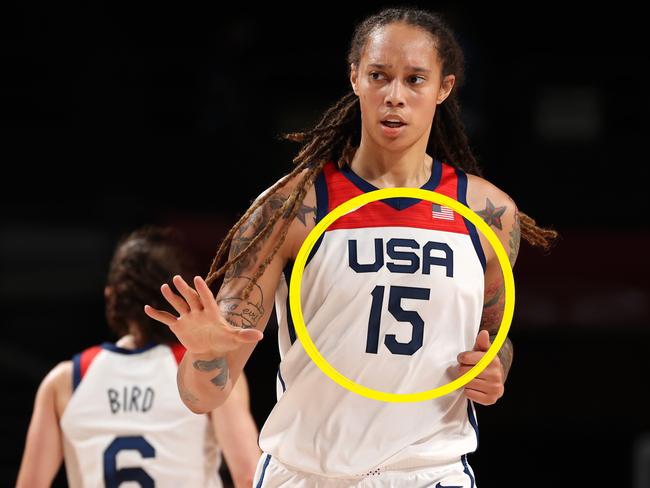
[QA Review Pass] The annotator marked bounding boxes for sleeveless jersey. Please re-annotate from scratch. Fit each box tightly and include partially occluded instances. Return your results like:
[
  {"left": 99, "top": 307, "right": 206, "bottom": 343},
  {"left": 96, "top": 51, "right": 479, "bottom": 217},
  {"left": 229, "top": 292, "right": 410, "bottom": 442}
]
[
  {"left": 259, "top": 160, "right": 485, "bottom": 477},
  {"left": 60, "top": 342, "right": 222, "bottom": 488}
]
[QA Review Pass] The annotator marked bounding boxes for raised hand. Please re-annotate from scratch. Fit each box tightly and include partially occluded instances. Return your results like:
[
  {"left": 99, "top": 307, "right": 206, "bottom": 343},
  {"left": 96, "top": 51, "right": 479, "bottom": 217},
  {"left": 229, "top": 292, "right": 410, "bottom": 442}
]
[{"left": 144, "top": 275, "right": 263, "bottom": 356}]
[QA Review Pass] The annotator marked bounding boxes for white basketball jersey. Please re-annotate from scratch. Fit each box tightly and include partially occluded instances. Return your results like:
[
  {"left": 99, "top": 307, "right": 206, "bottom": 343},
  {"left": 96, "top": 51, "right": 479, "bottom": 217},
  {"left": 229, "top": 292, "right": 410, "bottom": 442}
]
[
  {"left": 259, "top": 161, "right": 485, "bottom": 477},
  {"left": 60, "top": 342, "right": 222, "bottom": 488}
]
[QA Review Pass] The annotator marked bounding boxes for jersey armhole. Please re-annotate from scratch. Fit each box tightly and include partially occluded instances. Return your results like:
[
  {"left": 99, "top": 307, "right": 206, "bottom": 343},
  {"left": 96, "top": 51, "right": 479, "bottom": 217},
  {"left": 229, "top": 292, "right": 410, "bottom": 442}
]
[
  {"left": 455, "top": 169, "right": 487, "bottom": 273},
  {"left": 72, "top": 345, "right": 102, "bottom": 392},
  {"left": 304, "top": 167, "right": 329, "bottom": 266}
]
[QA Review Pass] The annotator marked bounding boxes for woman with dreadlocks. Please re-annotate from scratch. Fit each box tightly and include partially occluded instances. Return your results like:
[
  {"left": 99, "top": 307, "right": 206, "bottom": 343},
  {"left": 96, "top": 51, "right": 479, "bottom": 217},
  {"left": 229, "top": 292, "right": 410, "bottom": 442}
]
[
  {"left": 145, "top": 7, "right": 556, "bottom": 487},
  {"left": 17, "top": 227, "right": 260, "bottom": 488}
]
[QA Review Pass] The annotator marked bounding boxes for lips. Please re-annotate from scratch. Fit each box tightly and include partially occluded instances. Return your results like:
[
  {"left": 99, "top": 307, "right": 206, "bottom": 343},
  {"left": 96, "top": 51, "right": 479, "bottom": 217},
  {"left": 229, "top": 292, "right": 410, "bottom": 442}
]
[
  {"left": 379, "top": 121, "right": 406, "bottom": 137},
  {"left": 381, "top": 121, "right": 405, "bottom": 128},
  {"left": 381, "top": 113, "right": 407, "bottom": 126}
]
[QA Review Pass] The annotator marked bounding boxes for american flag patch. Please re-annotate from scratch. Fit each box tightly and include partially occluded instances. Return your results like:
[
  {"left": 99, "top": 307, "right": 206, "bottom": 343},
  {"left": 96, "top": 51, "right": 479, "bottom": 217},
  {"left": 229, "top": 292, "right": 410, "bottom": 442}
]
[{"left": 432, "top": 203, "right": 454, "bottom": 220}]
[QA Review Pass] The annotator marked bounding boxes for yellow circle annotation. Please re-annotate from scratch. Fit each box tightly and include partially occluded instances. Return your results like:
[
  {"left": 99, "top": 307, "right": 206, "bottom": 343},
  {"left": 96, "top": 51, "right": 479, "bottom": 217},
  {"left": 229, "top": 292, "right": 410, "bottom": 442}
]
[{"left": 289, "top": 188, "right": 515, "bottom": 402}]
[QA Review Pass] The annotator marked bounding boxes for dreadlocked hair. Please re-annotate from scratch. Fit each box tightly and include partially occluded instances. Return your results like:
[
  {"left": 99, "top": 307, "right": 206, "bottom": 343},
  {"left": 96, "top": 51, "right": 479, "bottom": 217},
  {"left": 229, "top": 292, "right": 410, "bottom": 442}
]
[
  {"left": 205, "top": 7, "right": 557, "bottom": 298},
  {"left": 106, "top": 226, "right": 190, "bottom": 346}
]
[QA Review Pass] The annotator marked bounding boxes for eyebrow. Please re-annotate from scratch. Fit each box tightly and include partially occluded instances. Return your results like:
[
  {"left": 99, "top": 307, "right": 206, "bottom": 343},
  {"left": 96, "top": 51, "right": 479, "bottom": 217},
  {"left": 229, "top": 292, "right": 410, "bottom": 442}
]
[{"left": 368, "top": 63, "right": 431, "bottom": 73}]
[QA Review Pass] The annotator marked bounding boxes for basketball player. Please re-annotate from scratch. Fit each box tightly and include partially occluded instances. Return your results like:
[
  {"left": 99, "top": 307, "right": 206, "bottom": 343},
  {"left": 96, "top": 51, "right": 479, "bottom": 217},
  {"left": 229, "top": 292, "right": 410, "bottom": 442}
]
[
  {"left": 145, "top": 7, "right": 557, "bottom": 487},
  {"left": 16, "top": 227, "right": 260, "bottom": 488}
]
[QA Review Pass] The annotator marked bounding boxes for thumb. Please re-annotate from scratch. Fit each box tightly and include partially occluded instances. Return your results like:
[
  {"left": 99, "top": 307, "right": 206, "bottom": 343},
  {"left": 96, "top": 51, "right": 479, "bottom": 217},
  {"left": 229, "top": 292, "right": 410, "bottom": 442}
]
[
  {"left": 473, "top": 329, "right": 491, "bottom": 352},
  {"left": 237, "top": 328, "right": 264, "bottom": 343}
]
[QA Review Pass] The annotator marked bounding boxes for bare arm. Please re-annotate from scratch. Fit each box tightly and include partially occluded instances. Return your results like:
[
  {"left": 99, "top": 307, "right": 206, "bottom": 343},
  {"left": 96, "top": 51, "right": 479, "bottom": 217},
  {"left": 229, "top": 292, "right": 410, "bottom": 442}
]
[
  {"left": 456, "top": 177, "right": 520, "bottom": 405},
  {"left": 16, "top": 361, "right": 70, "bottom": 488},
  {"left": 210, "top": 372, "right": 260, "bottom": 488},
  {"left": 476, "top": 195, "right": 519, "bottom": 379},
  {"left": 146, "top": 181, "right": 315, "bottom": 413}
]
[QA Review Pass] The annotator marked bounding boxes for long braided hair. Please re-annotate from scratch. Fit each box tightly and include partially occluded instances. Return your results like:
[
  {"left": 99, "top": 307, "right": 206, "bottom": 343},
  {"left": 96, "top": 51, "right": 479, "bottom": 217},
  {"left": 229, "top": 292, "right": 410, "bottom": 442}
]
[{"left": 205, "top": 7, "right": 557, "bottom": 294}]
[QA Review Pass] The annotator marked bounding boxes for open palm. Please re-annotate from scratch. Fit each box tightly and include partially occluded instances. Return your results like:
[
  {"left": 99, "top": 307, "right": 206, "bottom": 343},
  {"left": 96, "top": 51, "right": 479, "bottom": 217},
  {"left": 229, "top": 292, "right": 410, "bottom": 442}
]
[{"left": 144, "top": 275, "right": 263, "bottom": 356}]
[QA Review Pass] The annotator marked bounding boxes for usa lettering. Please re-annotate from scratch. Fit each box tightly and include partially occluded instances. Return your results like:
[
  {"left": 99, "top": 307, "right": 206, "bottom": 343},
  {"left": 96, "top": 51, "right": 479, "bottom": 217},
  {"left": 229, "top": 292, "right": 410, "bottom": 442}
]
[
  {"left": 348, "top": 238, "right": 453, "bottom": 276},
  {"left": 107, "top": 386, "right": 155, "bottom": 414}
]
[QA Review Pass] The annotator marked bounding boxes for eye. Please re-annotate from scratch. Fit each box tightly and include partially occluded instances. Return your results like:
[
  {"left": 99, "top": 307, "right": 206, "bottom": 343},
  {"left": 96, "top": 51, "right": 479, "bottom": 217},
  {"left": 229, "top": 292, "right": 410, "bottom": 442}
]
[
  {"left": 369, "top": 72, "right": 386, "bottom": 81},
  {"left": 408, "top": 75, "right": 425, "bottom": 85}
]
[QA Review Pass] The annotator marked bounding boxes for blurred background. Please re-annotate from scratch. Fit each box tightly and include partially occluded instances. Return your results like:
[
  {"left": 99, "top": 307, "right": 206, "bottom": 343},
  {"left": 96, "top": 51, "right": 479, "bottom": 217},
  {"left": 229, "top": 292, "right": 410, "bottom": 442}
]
[{"left": 2, "top": 1, "right": 648, "bottom": 486}]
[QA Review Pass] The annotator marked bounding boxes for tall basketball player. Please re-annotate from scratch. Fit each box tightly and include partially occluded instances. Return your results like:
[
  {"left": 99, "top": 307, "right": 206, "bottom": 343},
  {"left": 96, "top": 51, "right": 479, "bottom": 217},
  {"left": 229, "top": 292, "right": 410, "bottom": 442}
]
[
  {"left": 145, "top": 7, "right": 557, "bottom": 487},
  {"left": 16, "top": 227, "right": 260, "bottom": 488}
]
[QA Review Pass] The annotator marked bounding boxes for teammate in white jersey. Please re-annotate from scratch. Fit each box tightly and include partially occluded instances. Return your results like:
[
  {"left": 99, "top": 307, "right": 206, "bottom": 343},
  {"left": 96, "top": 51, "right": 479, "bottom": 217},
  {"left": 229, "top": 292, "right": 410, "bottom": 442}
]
[
  {"left": 17, "top": 227, "right": 261, "bottom": 488},
  {"left": 145, "top": 7, "right": 557, "bottom": 487}
]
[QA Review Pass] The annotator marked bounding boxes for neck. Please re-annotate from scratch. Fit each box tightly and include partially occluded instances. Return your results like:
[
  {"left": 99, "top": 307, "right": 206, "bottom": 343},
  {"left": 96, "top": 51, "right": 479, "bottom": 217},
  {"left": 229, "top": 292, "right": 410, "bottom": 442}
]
[
  {"left": 349, "top": 135, "right": 432, "bottom": 188},
  {"left": 115, "top": 322, "right": 146, "bottom": 350}
]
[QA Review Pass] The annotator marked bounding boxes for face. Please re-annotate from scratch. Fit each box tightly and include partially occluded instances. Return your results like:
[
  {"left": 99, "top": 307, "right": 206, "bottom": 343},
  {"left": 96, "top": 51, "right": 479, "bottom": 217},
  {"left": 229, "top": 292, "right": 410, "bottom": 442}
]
[{"left": 350, "top": 22, "right": 455, "bottom": 150}]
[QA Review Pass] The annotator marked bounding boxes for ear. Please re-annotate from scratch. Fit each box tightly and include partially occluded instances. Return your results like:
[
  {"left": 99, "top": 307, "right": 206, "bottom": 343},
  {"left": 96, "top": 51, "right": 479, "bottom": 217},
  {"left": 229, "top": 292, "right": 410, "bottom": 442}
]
[
  {"left": 437, "top": 74, "right": 456, "bottom": 105},
  {"left": 350, "top": 63, "right": 359, "bottom": 96},
  {"left": 104, "top": 286, "right": 112, "bottom": 299}
]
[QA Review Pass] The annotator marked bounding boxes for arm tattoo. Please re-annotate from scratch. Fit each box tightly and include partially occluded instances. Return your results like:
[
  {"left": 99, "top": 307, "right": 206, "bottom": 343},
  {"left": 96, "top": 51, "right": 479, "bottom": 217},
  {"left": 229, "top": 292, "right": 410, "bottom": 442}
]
[
  {"left": 217, "top": 275, "right": 265, "bottom": 329},
  {"left": 180, "top": 385, "right": 200, "bottom": 405},
  {"left": 225, "top": 194, "right": 289, "bottom": 279},
  {"left": 225, "top": 194, "right": 315, "bottom": 280},
  {"left": 490, "top": 333, "right": 513, "bottom": 381},
  {"left": 481, "top": 281, "right": 504, "bottom": 327},
  {"left": 295, "top": 202, "right": 316, "bottom": 226},
  {"left": 481, "top": 280, "right": 513, "bottom": 380},
  {"left": 477, "top": 198, "right": 507, "bottom": 230},
  {"left": 177, "top": 361, "right": 199, "bottom": 405},
  {"left": 193, "top": 357, "right": 229, "bottom": 390},
  {"left": 509, "top": 210, "right": 521, "bottom": 266}
]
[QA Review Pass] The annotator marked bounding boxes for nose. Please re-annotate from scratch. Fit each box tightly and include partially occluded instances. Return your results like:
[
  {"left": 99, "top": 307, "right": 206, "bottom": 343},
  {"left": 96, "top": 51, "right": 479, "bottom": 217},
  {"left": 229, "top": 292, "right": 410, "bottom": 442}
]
[{"left": 384, "top": 79, "right": 405, "bottom": 107}]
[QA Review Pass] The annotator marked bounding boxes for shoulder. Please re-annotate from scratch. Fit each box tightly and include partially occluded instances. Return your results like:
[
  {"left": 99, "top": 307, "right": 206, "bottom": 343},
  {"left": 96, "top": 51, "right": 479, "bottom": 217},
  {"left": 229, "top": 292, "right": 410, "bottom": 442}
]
[
  {"left": 465, "top": 173, "right": 518, "bottom": 215},
  {"left": 465, "top": 173, "right": 521, "bottom": 266},
  {"left": 38, "top": 361, "right": 72, "bottom": 417},
  {"left": 249, "top": 166, "right": 319, "bottom": 259},
  {"left": 253, "top": 166, "right": 317, "bottom": 207},
  {"left": 42, "top": 361, "right": 72, "bottom": 391}
]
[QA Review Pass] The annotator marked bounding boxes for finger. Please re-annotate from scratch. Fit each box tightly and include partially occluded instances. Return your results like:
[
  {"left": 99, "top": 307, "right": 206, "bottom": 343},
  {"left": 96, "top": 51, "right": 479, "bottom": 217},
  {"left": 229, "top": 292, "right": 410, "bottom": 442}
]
[
  {"left": 194, "top": 276, "right": 218, "bottom": 312},
  {"left": 216, "top": 318, "right": 263, "bottom": 342},
  {"left": 144, "top": 305, "right": 178, "bottom": 328},
  {"left": 473, "top": 329, "right": 491, "bottom": 352},
  {"left": 457, "top": 351, "right": 485, "bottom": 366},
  {"left": 464, "top": 377, "right": 492, "bottom": 391},
  {"left": 457, "top": 366, "right": 495, "bottom": 387},
  {"left": 469, "top": 379, "right": 503, "bottom": 396},
  {"left": 173, "top": 275, "right": 203, "bottom": 311},
  {"left": 161, "top": 283, "right": 190, "bottom": 315},
  {"left": 458, "top": 365, "right": 482, "bottom": 377},
  {"left": 236, "top": 328, "right": 264, "bottom": 343},
  {"left": 464, "top": 387, "right": 498, "bottom": 405},
  {"left": 458, "top": 364, "right": 502, "bottom": 383}
]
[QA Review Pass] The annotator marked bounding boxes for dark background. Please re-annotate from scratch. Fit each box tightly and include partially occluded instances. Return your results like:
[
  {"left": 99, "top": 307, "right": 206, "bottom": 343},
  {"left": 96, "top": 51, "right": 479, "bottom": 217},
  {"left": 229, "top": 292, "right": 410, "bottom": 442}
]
[{"left": 2, "top": 1, "right": 649, "bottom": 487}]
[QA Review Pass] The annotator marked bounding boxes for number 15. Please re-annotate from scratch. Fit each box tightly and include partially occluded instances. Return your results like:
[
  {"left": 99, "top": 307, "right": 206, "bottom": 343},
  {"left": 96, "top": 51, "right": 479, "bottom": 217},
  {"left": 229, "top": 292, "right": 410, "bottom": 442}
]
[{"left": 366, "top": 285, "right": 430, "bottom": 356}]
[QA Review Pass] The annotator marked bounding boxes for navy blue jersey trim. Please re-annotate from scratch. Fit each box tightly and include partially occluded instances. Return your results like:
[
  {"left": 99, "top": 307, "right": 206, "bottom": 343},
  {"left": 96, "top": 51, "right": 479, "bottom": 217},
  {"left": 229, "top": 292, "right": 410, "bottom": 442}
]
[
  {"left": 340, "top": 159, "right": 442, "bottom": 211},
  {"left": 282, "top": 262, "right": 297, "bottom": 345},
  {"left": 315, "top": 168, "right": 329, "bottom": 223},
  {"left": 455, "top": 169, "right": 487, "bottom": 273},
  {"left": 277, "top": 368, "right": 287, "bottom": 393},
  {"left": 72, "top": 352, "right": 82, "bottom": 391},
  {"left": 255, "top": 454, "right": 272, "bottom": 488},
  {"left": 305, "top": 168, "right": 329, "bottom": 266},
  {"left": 100, "top": 341, "right": 158, "bottom": 355},
  {"left": 461, "top": 454, "right": 476, "bottom": 488}
]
